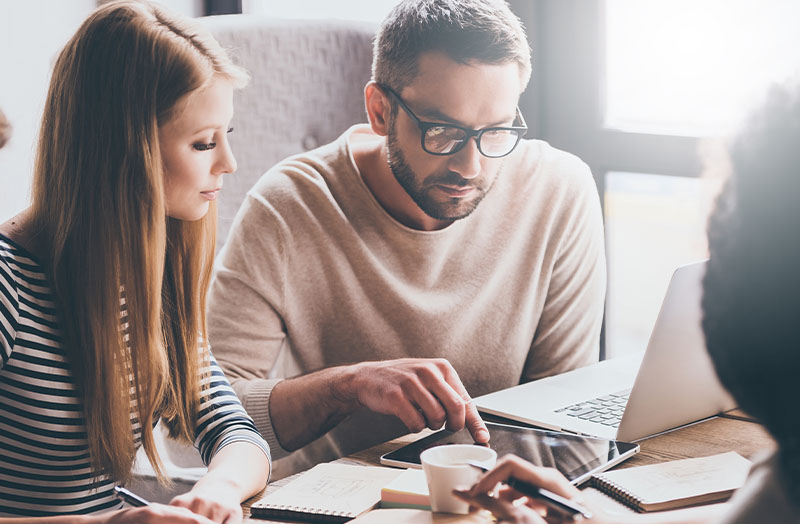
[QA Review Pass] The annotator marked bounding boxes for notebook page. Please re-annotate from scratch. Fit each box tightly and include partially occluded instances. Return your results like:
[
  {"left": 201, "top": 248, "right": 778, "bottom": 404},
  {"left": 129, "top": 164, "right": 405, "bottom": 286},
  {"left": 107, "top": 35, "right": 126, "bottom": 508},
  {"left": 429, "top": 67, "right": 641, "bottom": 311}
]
[
  {"left": 252, "top": 463, "right": 404, "bottom": 518},
  {"left": 592, "top": 452, "right": 751, "bottom": 506}
]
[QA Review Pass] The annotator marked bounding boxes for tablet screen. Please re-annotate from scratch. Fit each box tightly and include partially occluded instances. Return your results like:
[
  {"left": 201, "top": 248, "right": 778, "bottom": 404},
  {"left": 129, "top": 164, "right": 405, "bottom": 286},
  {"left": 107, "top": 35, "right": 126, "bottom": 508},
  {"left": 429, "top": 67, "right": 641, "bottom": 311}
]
[{"left": 380, "top": 422, "right": 638, "bottom": 485}]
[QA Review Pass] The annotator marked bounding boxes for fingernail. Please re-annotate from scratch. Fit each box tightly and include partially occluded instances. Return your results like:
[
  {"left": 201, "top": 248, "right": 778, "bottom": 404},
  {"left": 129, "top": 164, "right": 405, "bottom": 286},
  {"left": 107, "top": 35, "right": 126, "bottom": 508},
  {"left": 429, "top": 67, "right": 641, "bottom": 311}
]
[{"left": 478, "top": 429, "right": 490, "bottom": 441}]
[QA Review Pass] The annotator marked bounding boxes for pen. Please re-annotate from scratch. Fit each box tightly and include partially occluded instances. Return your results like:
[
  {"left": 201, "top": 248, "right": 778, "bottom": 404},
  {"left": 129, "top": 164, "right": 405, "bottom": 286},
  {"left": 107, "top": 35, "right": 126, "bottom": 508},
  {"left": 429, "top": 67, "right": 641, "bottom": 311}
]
[
  {"left": 114, "top": 485, "right": 150, "bottom": 507},
  {"left": 467, "top": 462, "right": 593, "bottom": 521}
]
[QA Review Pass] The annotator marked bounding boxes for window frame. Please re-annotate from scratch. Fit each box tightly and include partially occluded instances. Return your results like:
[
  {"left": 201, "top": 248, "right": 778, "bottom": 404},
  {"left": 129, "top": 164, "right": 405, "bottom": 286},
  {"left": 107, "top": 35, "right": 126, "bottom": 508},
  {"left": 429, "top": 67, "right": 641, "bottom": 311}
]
[{"left": 511, "top": 0, "right": 705, "bottom": 359}]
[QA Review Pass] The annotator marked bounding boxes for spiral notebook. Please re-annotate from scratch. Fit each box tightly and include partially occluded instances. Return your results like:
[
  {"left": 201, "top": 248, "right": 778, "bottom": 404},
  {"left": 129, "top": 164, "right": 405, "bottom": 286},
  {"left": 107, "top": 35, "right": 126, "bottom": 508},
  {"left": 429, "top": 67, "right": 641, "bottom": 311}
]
[
  {"left": 250, "top": 463, "right": 404, "bottom": 523},
  {"left": 588, "top": 452, "right": 752, "bottom": 512}
]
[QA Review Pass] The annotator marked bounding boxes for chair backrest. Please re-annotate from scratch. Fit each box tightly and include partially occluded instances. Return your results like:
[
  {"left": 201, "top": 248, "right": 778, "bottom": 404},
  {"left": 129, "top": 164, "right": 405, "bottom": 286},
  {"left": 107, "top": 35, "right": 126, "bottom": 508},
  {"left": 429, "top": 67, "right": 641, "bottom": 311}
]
[{"left": 199, "top": 15, "right": 376, "bottom": 246}]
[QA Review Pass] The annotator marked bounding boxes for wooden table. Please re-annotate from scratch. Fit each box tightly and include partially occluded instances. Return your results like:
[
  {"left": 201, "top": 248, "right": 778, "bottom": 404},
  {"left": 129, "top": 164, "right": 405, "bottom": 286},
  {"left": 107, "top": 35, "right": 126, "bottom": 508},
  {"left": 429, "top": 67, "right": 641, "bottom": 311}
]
[
  {"left": 347, "top": 410, "right": 773, "bottom": 469},
  {"left": 243, "top": 410, "right": 774, "bottom": 521}
]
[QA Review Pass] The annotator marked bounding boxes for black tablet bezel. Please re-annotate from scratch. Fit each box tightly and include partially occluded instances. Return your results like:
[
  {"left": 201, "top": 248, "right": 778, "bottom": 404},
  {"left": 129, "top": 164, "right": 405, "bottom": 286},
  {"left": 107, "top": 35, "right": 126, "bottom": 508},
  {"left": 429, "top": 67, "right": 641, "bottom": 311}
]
[{"left": 379, "top": 422, "right": 639, "bottom": 485}]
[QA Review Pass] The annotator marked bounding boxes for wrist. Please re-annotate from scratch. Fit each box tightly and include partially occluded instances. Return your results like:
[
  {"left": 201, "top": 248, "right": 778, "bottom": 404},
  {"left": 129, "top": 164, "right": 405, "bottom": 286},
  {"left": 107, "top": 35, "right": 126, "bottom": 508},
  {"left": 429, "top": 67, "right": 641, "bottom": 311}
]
[
  {"left": 190, "top": 475, "right": 244, "bottom": 503},
  {"left": 270, "top": 364, "right": 368, "bottom": 451},
  {"left": 326, "top": 364, "right": 361, "bottom": 414}
]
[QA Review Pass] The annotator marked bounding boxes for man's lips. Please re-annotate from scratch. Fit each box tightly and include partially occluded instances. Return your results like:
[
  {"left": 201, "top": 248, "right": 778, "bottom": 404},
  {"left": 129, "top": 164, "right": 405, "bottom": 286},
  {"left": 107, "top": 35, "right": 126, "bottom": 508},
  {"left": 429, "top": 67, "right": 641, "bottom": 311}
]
[{"left": 435, "top": 184, "right": 476, "bottom": 197}]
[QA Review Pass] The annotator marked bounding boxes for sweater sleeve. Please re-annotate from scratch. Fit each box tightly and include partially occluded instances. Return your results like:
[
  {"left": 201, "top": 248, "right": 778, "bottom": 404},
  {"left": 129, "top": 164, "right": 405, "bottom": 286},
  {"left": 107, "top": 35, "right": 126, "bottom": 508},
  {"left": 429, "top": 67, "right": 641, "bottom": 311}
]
[
  {"left": 193, "top": 350, "right": 271, "bottom": 476},
  {"left": 207, "top": 187, "right": 293, "bottom": 460},
  {"left": 0, "top": 251, "right": 19, "bottom": 368},
  {"left": 522, "top": 158, "right": 606, "bottom": 382}
]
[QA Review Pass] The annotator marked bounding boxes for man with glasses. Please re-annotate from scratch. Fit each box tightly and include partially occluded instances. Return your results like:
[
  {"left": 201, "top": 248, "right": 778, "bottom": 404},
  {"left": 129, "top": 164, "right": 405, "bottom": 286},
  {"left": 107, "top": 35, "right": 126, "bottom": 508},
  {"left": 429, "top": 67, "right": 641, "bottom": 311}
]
[{"left": 209, "top": 0, "right": 605, "bottom": 476}]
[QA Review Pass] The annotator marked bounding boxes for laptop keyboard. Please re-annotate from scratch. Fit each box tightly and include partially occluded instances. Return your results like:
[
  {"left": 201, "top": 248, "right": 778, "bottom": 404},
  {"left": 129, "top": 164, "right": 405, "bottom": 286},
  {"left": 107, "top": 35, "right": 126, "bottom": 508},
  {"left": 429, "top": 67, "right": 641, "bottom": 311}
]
[{"left": 554, "top": 389, "right": 631, "bottom": 428}]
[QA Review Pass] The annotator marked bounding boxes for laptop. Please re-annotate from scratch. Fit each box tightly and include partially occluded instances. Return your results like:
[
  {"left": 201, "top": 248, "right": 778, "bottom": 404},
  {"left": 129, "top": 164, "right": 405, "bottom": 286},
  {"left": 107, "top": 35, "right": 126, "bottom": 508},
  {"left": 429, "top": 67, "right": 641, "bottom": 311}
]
[{"left": 474, "top": 260, "right": 736, "bottom": 442}]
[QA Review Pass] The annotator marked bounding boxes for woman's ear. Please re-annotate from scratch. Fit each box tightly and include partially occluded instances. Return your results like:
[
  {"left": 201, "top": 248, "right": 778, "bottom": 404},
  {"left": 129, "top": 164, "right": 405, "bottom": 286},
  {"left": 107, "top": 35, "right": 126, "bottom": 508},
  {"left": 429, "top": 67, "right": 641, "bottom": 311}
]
[{"left": 364, "top": 82, "right": 392, "bottom": 137}]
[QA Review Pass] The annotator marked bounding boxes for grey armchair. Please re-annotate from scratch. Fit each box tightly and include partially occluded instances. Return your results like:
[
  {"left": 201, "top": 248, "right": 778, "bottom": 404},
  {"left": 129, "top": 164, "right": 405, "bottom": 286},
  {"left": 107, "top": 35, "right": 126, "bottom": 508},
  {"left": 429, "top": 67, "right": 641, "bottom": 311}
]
[{"left": 199, "top": 15, "right": 377, "bottom": 246}]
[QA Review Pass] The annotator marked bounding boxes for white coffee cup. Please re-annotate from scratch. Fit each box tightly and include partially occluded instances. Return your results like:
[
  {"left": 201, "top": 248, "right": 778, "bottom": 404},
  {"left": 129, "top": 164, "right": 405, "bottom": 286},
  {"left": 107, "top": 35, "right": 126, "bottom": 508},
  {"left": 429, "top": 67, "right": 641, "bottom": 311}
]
[{"left": 420, "top": 444, "right": 497, "bottom": 514}]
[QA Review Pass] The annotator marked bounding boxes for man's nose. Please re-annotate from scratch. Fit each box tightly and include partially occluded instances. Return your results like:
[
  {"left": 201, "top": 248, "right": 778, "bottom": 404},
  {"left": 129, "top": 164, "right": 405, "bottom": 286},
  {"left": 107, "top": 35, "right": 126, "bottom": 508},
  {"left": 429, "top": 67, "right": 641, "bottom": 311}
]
[{"left": 447, "top": 137, "right": 482, "bottom": 180}]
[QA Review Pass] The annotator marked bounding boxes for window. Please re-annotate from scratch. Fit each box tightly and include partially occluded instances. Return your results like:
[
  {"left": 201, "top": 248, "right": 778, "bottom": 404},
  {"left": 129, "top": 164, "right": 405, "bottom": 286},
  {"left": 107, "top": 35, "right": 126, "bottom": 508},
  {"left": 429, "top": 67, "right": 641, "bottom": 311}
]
[
  {"left": 527, "top": 1, "right": 800, "bottom": 358},
  {"left": 605, "top": 0, "right": 800, "bottom": 136},
  {"left": 604, "top": 171, "right": 721, "bottom": 355}
]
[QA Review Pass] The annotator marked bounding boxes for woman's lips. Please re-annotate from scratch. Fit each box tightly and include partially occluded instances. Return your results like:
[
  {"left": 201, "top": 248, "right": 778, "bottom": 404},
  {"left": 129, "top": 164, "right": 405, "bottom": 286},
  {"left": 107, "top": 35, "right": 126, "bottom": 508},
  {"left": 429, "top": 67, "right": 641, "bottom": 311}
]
[{"left": 200, "top": 189, "right": 220, "bottom": 200}]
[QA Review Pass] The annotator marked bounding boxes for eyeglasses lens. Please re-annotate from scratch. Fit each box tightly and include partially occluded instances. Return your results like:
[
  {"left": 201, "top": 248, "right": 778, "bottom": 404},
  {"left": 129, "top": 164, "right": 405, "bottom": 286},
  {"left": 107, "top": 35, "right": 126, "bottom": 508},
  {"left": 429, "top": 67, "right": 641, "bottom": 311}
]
[
  {"left": 479, "top": 129, "right": 520, "bottom": 157},
  {"left": 424, "top": 126, "right": 466, "bottom": 154},
  {"left": 423, "top": 126, "right": 520, "bottom": 157}
]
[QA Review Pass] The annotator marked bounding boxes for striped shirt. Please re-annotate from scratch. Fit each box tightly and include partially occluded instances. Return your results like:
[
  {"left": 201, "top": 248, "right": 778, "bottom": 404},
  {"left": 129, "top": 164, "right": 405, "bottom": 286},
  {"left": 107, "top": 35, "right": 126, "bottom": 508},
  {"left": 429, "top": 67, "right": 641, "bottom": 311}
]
[{"left": 0, "top": 234, "right": 270, "bottom": 517}]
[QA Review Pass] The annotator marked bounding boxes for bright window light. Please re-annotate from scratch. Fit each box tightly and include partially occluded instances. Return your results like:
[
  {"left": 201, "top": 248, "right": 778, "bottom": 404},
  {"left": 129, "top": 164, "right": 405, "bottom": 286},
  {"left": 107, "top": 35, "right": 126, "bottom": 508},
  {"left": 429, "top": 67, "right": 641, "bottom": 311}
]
[
  {"left": 604, "top": 171, "right": 721, "bottom": 356},
  {"left": 605, "top": 0, "right": 800, "bottom": 136}
]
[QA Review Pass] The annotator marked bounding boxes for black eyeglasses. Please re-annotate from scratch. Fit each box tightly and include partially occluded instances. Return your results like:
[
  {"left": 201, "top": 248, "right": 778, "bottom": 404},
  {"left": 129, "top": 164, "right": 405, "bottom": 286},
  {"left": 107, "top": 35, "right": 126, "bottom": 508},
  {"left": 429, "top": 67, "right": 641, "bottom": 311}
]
[{"left": 379, "top": 84, "right": 527, "bottom": 158}]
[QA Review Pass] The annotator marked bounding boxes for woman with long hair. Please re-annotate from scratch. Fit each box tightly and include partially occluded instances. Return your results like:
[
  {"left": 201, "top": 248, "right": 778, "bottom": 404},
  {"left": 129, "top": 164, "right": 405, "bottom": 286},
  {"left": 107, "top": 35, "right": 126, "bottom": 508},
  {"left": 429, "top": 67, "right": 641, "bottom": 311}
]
[{"left": 0, "top": 1, "right": 270, "bottom": 522}]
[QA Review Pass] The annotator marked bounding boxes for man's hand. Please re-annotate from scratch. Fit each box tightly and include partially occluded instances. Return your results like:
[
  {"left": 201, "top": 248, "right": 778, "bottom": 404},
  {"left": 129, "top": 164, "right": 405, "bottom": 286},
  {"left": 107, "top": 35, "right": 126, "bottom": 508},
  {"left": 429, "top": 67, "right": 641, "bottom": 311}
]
[
  {"left": 269, "top": 357, "right": 490, "bottom": 451},
  {"left": 334, "top": 358, "right": 490, "bottom": 443}
]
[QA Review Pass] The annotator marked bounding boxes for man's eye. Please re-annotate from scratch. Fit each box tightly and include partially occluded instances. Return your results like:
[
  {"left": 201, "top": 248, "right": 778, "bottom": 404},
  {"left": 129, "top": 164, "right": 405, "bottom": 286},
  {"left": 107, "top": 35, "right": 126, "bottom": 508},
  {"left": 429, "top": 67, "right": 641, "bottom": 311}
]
[{"left": 193, "top": 142, "right": 216, "bottom": 151}]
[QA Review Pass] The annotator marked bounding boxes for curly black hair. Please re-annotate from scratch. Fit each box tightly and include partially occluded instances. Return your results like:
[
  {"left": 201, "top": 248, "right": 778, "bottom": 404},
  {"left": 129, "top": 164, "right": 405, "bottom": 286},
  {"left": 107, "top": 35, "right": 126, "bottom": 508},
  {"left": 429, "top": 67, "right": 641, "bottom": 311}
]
[{"left": 702, "top": 82, "right": 800, "bottom": 503}]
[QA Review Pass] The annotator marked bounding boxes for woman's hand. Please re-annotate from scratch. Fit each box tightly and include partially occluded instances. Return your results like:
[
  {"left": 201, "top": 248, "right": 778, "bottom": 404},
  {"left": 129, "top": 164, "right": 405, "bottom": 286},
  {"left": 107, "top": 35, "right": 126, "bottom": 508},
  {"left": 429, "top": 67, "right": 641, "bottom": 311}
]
[
  {"left": 453, "top": 454, "right": 598, "bottom": 523},
  {"left": 170, "top": 483, "right": 243, "bottom": 524},
  {"left": 165, "top": 441, "right": 269, "bottom": 524},
  {"left": 91, "top": 503, "right": 218, "bottom": 524}
]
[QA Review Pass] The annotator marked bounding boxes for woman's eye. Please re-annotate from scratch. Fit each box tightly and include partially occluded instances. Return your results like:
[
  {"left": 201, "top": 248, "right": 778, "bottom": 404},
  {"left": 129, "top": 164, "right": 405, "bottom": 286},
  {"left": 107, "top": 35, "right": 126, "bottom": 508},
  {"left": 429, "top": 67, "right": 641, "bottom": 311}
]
[{"left": 193, "top": 142, "right": 216, "bottom": 151}]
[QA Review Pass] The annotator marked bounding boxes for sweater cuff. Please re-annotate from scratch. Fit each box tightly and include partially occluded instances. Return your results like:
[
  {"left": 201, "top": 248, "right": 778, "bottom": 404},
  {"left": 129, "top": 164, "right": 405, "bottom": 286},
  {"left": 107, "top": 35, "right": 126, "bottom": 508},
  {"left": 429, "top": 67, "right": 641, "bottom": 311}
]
[{"left": 244, "top": 378, "right": 291, "bottom": 461}]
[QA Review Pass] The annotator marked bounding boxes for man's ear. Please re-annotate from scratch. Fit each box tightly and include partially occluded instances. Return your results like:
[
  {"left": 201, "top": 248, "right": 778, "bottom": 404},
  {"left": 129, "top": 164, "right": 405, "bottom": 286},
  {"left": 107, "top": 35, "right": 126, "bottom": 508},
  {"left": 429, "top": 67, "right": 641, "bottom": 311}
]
[{"left": 364, "top": 81, "right": 391, "bottom": 137}]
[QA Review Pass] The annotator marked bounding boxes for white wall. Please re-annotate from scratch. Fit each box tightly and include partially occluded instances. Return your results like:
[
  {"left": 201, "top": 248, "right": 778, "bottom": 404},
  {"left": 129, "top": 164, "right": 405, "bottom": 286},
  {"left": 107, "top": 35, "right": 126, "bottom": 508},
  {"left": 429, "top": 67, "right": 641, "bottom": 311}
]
[
  {"left": 0, "top": 0, "right": 203, "bottom": 223},
  {"left": 0, "top": 0, "right": 96, "bottom": 222}
]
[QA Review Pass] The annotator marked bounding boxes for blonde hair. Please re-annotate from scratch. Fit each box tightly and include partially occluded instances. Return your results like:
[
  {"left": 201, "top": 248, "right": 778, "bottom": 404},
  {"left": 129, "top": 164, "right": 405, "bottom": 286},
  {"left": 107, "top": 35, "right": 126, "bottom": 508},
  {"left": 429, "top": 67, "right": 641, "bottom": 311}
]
[{"left": 29, "top": 0, "right": 247, "bottom": 483}]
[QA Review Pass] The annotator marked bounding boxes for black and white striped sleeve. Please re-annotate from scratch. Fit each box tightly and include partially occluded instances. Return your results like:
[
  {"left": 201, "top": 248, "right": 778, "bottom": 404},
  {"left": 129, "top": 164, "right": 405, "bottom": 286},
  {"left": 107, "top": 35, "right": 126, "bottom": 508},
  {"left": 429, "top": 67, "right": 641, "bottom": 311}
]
[
  {"left": 193, "top": 350, "right": 271, "bottom": 473},
  {"left": 0, "top": 249, "right": 19, "bottom": 368}
]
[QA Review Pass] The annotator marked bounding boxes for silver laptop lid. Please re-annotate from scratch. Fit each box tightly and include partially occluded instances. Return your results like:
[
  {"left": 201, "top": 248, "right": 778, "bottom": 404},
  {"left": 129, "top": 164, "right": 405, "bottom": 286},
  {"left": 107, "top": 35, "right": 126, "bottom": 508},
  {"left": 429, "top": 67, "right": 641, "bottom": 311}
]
[{"left": 616, "top": 260, "right": 736, "bottom": 441}]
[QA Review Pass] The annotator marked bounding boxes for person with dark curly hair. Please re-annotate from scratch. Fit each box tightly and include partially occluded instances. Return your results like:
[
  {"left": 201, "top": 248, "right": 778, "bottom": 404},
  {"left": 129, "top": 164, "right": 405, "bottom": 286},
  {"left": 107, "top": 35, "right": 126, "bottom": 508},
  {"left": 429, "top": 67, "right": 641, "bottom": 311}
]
[
  {"left": 701, "top": 81, "right": 800, "bottom": 523},
  {"left": 454, "top": 82, "right": 800, "bottom": 523}
]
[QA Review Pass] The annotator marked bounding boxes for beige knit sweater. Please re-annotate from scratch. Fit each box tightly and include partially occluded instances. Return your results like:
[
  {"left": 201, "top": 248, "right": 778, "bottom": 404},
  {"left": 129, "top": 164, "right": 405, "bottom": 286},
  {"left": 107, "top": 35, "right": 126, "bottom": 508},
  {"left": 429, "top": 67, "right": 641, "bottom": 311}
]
[{"left": 208, "top": 125, "right": 606, "bottom": 478}]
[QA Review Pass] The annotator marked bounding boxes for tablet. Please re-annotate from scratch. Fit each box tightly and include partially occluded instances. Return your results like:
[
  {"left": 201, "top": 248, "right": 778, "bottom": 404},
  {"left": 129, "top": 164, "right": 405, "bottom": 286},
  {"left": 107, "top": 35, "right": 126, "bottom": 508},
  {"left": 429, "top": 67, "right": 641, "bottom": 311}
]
[{"left": 380, "top": 422, "right": 639, "bottom": 485}]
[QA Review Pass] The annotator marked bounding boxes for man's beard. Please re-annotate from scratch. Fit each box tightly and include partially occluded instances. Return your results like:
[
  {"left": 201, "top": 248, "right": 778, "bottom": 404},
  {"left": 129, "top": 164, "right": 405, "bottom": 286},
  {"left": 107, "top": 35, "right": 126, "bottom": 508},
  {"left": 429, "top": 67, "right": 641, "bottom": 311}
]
[{"left": 386, "top": 126, "right": 496, "bottom": 221}]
